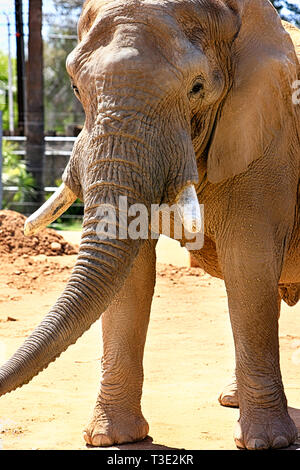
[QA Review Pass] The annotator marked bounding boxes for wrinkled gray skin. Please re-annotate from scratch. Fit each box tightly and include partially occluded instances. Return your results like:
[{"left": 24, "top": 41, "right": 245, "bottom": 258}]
[{"left": 1, "top": 0, "right": 300, "bottom": 451}]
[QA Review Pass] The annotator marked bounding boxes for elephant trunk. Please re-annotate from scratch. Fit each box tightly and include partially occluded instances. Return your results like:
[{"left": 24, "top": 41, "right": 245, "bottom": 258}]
[{"left": 0, "top": 189, "right": 142, "bottom": 396}]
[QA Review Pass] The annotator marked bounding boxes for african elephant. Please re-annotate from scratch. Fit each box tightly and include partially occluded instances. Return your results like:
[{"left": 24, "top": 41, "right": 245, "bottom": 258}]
[{"left": 1, "top": 0, "right": 300, "bottom": 451}]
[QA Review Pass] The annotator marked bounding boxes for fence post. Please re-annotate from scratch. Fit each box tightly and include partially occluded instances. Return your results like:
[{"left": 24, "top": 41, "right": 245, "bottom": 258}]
[{"left": 0, "top": 110, "right": 2, "bottom": 210}]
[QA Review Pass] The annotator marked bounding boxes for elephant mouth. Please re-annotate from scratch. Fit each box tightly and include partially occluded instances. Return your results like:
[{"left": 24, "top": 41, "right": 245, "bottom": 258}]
[{"left": 24, "top": 182, "right": 203, "bottom": 241}]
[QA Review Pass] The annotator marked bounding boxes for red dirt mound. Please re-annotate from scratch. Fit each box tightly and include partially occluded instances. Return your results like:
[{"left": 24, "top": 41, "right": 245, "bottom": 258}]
[{"left": 0, "top": 210, "right": 78, "bottom": 258}]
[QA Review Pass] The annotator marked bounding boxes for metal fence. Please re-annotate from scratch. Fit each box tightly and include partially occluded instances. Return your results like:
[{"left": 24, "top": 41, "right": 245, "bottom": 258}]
[{"left": 1, "top": 134, "right": 84, "bottom": 223}]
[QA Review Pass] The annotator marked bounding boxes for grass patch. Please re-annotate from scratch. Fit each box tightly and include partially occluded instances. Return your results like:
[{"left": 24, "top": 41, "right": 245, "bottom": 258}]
[{"left": 49, "top": 219, "right": 82, "bottom": 232}]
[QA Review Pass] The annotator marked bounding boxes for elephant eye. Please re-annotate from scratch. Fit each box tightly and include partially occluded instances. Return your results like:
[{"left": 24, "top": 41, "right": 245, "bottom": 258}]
[
  {"left": 192, "top": 83, "right": 203, "bottom": 94},
  {"left": 71, "top": 82, "right": 80, "bottom": 98},
  {"left": 189, "top": 78, "right": 204, "bottom": 99}
]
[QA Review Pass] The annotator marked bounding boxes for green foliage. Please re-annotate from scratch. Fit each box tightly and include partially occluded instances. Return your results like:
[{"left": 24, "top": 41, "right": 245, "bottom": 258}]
[
  {"left": 43, "top": 0, "right": 85, "bottom": 133},
  {"left": 270, "top": 1, "right": 300, "bottom": 26},
  {"left": 44, "top": 39, "right": 84, "bottom": 133},
  {"left": 2, "top": 140, "right": 35, "bottom": 207},
  {"left": 49, "top": 218, "right": 82, "bottom": 231},
  {"left": 0, "top": 51, "right": 17, "bottom": 131}
]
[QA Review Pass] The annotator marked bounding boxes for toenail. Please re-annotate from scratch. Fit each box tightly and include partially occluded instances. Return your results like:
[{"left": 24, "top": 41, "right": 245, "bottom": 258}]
[
  {"left": 83, "top": 431, "right": 91, "bottom": 445},
  {"left": 247, "top": 438, "right": 268, "bottom": 450},
  {"left": 272, "top": 436, "right": 289, "bottom": 449},
  {"left": 92, "top": 433, "right": 113, "bottom": 447}
]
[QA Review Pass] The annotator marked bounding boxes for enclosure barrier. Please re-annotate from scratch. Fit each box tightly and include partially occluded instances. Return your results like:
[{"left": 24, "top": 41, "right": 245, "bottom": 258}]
[{"left": 1, "top": 135, "right": 84, "bottom": 224}]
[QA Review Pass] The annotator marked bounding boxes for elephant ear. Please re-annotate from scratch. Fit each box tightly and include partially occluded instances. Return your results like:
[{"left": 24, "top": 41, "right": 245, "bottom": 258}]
[{"left": 207, "top": 0, "right": 299, "bottom": 184}]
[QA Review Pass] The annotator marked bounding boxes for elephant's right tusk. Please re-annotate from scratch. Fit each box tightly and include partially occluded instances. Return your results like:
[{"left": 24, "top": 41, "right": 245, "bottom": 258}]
[{"left": 24, "top": 183, "right": 77, "bottom": 236}]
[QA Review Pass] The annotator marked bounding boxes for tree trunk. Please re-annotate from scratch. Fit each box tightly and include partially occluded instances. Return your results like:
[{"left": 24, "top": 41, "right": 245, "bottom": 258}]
[
  {"left": 26, "top": 0, "right": 45, "bottom": 209},
  {"left": 15, "top": 0, "right": 26, "bottom": 135}
]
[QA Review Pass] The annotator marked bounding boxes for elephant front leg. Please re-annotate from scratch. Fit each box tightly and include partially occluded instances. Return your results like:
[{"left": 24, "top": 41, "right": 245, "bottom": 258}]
[
  {"left": 219, "top": 232, "right": 298, "bottom": 450},
  {"left": 83, "top": 241, "right": 156, "bottom": 447}
]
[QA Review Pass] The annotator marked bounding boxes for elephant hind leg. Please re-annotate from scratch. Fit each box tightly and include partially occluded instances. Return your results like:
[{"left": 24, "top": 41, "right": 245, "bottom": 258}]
[{"left": 83, "top": 240, "right": 156, "bottom": 447}]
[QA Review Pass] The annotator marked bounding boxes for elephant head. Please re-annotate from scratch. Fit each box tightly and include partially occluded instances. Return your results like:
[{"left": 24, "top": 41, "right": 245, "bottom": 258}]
[{"left": 0, "top": 0, "right": 298, "bottom": 394}]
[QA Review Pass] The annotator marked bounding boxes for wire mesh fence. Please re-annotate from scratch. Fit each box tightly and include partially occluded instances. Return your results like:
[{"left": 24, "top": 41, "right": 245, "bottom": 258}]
[{"left": 1, "top": 134, "right": 84, "bottom": 225}]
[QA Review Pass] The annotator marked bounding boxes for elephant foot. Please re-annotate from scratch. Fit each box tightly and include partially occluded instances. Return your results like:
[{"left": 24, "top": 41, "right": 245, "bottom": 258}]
[
  {"left": 218, "top": 376, "right": 239, "bottom": 408},
  {"left": 83, "top": 407, "right": 149, "bottom": 447},
  {"left": 234, "top": 412, "right": 298, "bottom": 450}
]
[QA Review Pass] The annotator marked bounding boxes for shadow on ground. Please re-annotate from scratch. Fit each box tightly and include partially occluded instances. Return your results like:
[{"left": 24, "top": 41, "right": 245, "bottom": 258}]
[
  {"left": 86, "top": 436, "right": 183, "bottom": 450},
  {"left": 86, "top": 412, "right": 300, "bottom": 450}
]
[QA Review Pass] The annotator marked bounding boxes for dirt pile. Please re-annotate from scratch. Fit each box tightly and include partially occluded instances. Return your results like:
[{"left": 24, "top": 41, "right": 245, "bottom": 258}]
[{"left": 0, "top": 210, "right": 78, "bottom": 257}]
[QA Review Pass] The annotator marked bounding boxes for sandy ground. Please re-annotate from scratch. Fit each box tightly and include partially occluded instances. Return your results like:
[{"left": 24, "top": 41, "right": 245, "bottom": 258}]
[{"left": 0, "top": 233, "right": 300, "bottom": 450}]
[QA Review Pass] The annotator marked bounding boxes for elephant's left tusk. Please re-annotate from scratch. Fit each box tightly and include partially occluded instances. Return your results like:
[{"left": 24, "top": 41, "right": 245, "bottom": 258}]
[
  {"left": 24, "top": 183, "right": 77, "bottom": 236},
  {"left": 176, "top": 184, "right": 202, "bottom": 234}
]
